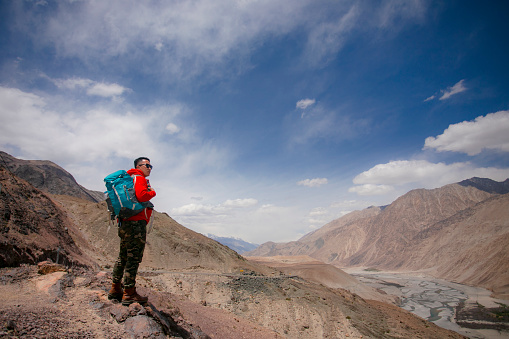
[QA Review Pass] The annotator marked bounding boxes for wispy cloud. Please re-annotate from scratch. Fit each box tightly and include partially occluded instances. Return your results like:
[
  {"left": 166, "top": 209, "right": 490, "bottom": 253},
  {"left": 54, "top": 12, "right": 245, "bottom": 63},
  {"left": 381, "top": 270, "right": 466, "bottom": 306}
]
[
  {"left": 297, "top": 178, "right": 328, "bottom": 187},
  {"left": 296, "top": 98, "right": 316, "bottom": 110},
  {"left": 425, "top": 80, "right": 468, "bottom": 102},
  {"left": 165, "top": 123, "right": 181, "bottom": 135},
  {"left": 223, "top": 198, "right": 258, "bottom": 208},
  {"left": 52, "top": 77, "right": 94, "bottom": 90},
  {"left": 349, "top": 184, "right": 395, "bottom": 196},
  {"left": 12, "top": 1, "right": 431, "bottom": 83},
  {"left": 87, "top": 82, "right": 129, "bottom": 98},
  {"left": 286, "top": 103, "right": 371, "bottom": 146},
  {"left": 424, "top": 110, "right": 509, "bottom": 155},
  {"left": 51, "top": 76, "right": 130, "bottom": 98},
  {"left": 439, "top": 79, "right": 467, "bottom": 100},
  {"left": 171, "top": 198, "right": 258, "bottom": 216}
]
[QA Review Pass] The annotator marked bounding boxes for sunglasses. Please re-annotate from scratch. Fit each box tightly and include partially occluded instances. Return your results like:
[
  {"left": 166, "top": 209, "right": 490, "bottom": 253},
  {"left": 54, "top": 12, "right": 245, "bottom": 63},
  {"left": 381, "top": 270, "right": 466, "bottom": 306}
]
[{"left": 139, "top": 163, "right": 153, "bottom": 169}]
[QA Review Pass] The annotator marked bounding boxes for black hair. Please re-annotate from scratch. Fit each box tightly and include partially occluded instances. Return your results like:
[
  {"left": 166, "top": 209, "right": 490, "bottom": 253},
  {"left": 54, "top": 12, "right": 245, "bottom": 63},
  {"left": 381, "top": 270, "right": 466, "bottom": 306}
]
[{"left": 134, "top": 157, "right": 150, "bottom": 167}]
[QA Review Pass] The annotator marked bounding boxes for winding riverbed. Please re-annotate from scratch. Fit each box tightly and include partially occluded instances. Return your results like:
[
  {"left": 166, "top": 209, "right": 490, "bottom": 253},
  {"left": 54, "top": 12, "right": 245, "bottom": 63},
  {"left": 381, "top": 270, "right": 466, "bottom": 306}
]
[{"left": 343, "top": 269, "right": 509, "bottom": 339}]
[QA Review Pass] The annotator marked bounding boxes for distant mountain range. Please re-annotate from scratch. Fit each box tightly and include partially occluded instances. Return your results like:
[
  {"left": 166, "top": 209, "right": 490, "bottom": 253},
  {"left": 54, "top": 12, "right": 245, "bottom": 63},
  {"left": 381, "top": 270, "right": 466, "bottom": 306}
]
[
  {"left": 246, "top": 177, "right": 509, "bottom": 299},
  {"left": 206, "top": 234, "right": 259, "bottom": 254}
]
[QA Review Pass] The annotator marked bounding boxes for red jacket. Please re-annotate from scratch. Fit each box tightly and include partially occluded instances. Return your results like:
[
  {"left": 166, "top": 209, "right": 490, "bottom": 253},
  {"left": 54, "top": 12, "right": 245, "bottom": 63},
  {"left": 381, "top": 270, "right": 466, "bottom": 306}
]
[{"left": 124, "top": 168, "right": 156, "bottom": 223}]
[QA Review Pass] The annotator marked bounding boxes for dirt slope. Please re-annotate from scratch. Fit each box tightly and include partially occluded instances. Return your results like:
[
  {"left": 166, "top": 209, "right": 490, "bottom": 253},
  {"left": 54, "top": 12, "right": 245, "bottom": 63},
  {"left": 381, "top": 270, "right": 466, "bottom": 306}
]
[
  {"left": 146, "top": 270, "right": 464, "bottom": 338},
  {"left": 0, "top": 265, "right": 283, "bottom": 338},
  {"left": 245, "top": 255, "right": 398, "bottom": 305}
]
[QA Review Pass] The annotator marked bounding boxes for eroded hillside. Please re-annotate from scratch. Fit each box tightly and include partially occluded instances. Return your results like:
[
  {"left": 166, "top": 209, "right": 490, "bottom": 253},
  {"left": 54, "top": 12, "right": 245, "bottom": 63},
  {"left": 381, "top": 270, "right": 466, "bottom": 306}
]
[
  {"left": 0, "top": 167, "right": 94, "bottom": 268},
  {"left": 247, "top": 182, "right": 509, "bottom": 299}
]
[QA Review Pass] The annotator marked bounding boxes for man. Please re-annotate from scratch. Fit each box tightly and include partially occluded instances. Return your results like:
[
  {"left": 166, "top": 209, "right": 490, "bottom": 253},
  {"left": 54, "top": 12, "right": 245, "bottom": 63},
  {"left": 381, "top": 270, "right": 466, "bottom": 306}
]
[{"left": 108, "top": 157, "right": 156, "bottom": 305}]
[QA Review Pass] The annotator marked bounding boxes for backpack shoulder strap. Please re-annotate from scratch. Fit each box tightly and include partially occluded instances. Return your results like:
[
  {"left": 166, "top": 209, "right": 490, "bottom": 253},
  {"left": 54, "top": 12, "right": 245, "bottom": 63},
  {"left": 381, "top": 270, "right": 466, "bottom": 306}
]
[{"left": 131, "top": 174, "right": 142, "bottom": 184}]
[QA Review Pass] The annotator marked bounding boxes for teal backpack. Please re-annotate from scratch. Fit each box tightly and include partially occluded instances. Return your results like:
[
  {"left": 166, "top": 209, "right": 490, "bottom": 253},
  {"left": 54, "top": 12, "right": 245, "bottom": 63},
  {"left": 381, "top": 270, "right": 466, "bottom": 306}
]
[{"left": 104, "top": 170, "right": 154, "bottom": 219}]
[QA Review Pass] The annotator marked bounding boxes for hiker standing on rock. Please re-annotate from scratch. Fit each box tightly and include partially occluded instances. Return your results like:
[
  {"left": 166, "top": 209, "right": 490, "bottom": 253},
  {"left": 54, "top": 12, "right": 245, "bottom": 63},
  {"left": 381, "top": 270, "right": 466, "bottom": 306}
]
[{"left": 108, "top": 157, "right": 156, "bottom": 305}]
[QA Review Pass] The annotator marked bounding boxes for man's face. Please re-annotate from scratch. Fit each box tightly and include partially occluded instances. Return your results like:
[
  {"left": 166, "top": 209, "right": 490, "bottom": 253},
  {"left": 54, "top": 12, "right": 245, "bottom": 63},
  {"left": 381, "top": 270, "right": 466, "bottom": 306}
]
[{"left": 136, "top": 159, "right": 153, "bottom": 177}]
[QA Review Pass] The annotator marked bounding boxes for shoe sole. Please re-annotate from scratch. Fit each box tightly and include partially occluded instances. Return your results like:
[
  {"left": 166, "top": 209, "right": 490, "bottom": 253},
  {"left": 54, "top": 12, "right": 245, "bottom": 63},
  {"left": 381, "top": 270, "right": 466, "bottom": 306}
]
[{"left": 108, "top": 293, "right": 123, "bottom": 302}]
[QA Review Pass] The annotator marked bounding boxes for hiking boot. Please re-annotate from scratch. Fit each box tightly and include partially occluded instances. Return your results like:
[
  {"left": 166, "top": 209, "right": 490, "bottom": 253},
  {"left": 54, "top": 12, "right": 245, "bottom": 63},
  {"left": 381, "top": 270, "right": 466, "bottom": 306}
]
[
  {"left": 107, "top": 282, "right": 123, "bottom": 302},
  {"left": 122, "top": 287, "right": 148, "bottom": 306}
]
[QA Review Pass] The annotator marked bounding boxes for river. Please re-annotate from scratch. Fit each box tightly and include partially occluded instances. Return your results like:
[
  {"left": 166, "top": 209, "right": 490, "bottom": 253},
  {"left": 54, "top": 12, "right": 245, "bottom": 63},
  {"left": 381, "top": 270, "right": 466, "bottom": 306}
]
[{"left": 343, "top": 269, "right": 509, "bottom": 339}]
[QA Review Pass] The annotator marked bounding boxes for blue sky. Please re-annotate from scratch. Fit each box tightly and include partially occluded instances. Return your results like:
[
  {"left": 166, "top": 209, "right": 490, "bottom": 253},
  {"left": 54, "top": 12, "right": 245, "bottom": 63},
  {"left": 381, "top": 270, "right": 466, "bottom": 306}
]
[{"left": 1, "top": 0, "right": 508, "bottom": 244}]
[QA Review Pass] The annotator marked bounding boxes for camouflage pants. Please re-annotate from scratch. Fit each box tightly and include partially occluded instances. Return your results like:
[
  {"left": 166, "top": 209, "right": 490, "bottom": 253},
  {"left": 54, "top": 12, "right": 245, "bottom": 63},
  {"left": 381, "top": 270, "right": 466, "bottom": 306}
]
[{"left": 112, "top": 219, "right": 147, "bottom": 288}]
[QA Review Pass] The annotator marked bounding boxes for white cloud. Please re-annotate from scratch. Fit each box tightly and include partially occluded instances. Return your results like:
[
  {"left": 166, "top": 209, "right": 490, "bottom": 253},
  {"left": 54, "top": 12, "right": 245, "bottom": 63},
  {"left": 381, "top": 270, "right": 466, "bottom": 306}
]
[
  {"left": 171, "top": 203, "right": 225, "bottom": 216},
  {"left": 0, "top": 86, "right": 154, "bottom": 163},
  {"left": 0, "top": 86, "right": 231, "bottom": 180},
  {"left": 350, "top": 159, "right": 509, "bottom": 195},
  {"left": 165, "top": 123, "right": 181, "bottom": 134},
  {"left": 424, "top": 111, "right": 509, "bottom": 155},
  {"left": 297, "top": 178, "right": 328, "bottom": 187},
  {"left": 51, "top": 76, "right": 129, "bottom": 98},
  {"left": 439, "top": 79, "right": 467, "bottom": 100},
  {"left": 87, "top": 82, "right": 129, "bottom": 98},
  {"left": 296, "top": 98, "right": 316, "bottom": 110},
  {"left": 424, "top": 80, "right": 468, "bottom": 102},
  {"left": 353, "top": 160, "right": 454, "bottom": 185}
]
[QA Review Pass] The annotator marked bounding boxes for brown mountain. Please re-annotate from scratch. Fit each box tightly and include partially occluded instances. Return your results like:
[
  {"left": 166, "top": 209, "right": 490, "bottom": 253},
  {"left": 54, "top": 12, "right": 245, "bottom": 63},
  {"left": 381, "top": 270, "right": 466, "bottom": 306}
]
[
  {"left": 0, "top": 151, "right": 103, "bottom": 202},
  {"left": 0, "top": 153, "right": 466, "bottom": 338},
  {"left": 50, "top": 193, "right": 266, "bottom": 274},
  {"left": 400, "top": 193, "right": 509, "bottom": 298},
  {"left": 247, "top": 182, "right": 509, "bottom": 299}
]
